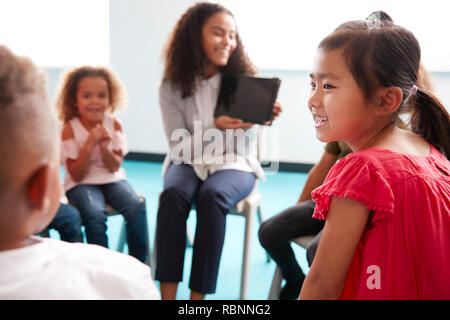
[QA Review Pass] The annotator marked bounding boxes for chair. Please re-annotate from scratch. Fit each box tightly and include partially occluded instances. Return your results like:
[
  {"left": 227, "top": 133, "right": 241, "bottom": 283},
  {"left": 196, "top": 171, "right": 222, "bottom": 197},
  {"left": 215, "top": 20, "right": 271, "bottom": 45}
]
[
  {"left": 268, "top": 234, "right": 317, "bottom": 300},
  {"left": 43, "top": 194, "right": 152, "bottom": 267},
  {"left": 227, "top": 182, "right": 264, "bottom": 299},
  {"left": 106, "top": 194, "right": 152, "bottom": 268},
  {"left": 152, "top": 125, "right": 267, "bottom": 299}
]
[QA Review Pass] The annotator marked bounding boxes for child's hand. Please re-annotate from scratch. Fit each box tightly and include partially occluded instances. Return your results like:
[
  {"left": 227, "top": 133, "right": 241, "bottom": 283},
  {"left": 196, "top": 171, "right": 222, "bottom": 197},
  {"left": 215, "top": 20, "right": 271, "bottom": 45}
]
[
  {"left": 89, "top": 124, "right": 111, "bottom": 147},
  {"left": 98, "top": 126, "right": 112, "bottom": 149},
  {"left": 88, "top": 124, "right": 104, "bottom": 143},
  {"left": 214, "top": 115, "right": 253, "bottom": 130}
]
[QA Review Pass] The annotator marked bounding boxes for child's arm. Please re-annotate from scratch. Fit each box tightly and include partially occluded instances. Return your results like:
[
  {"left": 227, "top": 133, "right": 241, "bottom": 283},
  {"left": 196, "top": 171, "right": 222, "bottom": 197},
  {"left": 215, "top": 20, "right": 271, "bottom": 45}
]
[
  {"left": 99, "top": 119, "right": 123, "bottom": 173},
  {"left": 63, "top": 123, "right": 99, "bottom": 182},
  {"left": 297, "top": 150, "right": 339, "bottom": 204},
  {"left": 299, "top": 196, "right": 370, "bottom": 299}
]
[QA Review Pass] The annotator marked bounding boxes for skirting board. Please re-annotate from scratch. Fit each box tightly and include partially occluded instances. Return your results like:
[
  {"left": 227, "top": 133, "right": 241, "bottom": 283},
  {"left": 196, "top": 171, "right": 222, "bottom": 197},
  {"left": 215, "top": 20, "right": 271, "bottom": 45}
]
[{"left": 125, "top": 152, "right": 314, "bottom": 174}]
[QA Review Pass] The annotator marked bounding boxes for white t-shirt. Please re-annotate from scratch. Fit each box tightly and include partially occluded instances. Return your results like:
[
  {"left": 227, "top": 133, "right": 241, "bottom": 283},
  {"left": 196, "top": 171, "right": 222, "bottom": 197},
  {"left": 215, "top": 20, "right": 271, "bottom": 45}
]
[{"left": 0, "top": 237, "right": 160, "bottom": 300}]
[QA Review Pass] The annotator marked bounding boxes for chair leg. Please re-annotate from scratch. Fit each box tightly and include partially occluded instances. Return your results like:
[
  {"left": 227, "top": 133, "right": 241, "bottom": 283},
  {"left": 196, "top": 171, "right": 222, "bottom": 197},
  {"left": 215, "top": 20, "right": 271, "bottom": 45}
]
[
  {"left": 240, "top": 203, "right": 255, "bottom": 300},
  {"left": 151, "top": 229, "right": 157, "bottom": 279},
  {"left": 186, "top": 226, "right": 194, "bottom": 248},
  {"left": 256, "top": 206, "right": 271, "bottom": 263},
  {"left": 117, "top": 221, "right": 127, "bottom": 252},
  {"left": 256, "top": 205, "right": 264, "bottom": 225},
  {"left": 268, "top": 266, "right": 283, "bottom": 300}
]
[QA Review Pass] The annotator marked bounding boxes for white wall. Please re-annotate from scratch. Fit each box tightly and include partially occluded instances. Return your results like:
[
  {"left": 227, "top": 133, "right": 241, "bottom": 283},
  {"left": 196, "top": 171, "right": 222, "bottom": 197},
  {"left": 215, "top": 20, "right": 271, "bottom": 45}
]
[
  {"left": 109, "top": 0, "right": 193, "bottom": 155},
  {"left": 107, "top": 0, "right": 326, "bottom": 164},
  {"left": 45, "top": 0, "right": 450, "bottom": 166}
]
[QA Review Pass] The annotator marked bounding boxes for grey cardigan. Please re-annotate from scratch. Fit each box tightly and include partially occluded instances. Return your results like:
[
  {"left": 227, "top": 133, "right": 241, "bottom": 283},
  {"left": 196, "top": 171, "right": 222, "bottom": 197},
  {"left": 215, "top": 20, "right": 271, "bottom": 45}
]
[{"left": 159, "top": 79, "right": 264, "bottom": 180}]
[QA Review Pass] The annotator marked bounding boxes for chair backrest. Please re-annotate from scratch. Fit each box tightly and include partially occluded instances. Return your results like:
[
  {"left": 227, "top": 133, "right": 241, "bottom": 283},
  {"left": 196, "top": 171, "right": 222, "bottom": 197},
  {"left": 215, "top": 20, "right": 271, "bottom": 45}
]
[{"left": 256, "top": 125, "right": 264, "bottom": 162}]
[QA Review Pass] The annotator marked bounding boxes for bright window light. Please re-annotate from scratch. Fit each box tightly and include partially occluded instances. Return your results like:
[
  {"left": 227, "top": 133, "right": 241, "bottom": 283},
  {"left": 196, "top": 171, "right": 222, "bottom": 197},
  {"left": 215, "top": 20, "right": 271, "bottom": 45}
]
[
  {"left": 222, "top": 0, "right": 450, "bottom": 71},
  {"left": 0, "top": 0, "right": 109, "bottom": 67}
]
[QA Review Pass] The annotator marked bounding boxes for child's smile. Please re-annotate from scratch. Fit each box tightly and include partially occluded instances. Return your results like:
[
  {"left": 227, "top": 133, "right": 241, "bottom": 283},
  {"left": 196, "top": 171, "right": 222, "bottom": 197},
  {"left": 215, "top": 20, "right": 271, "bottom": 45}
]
[
  {"left": 76, "top": 76, "right": 110, "bottom": 126},
  {"left": 312, "top": 111, "right": 329, "bottom": 128},
  {"left": 86, "top": 105, "right": 104, "bottom": 114},
  {"left": 308, "top": 48, "right": 376, "bottom": 150}
]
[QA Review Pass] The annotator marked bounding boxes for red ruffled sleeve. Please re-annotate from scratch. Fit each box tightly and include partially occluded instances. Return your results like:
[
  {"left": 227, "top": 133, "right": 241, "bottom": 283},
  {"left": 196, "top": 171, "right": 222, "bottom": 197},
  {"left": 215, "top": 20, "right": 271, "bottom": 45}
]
[{"left": 312, "top": 153, "right": 394, "bottom": 223}]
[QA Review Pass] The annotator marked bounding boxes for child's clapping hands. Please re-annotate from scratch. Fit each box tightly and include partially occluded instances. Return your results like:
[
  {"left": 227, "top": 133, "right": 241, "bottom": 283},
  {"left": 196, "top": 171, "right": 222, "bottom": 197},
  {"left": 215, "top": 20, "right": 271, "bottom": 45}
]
[{"left": 89, "top": 124, "right": 111, "bottom": 149}]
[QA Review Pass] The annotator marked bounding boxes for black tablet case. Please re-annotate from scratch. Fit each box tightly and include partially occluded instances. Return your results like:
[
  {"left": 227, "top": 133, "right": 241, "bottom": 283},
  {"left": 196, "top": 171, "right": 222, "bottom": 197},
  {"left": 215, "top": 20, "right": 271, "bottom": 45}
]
[{"left": 214, "top": 75, "right": 281, "bottom": 125}]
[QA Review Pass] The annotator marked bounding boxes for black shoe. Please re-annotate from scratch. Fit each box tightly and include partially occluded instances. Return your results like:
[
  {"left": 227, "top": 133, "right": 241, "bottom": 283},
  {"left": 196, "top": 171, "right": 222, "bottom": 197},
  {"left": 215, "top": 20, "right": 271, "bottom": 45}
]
[{"left": 279, "top": 278, "right": 304, "bottom": 300}]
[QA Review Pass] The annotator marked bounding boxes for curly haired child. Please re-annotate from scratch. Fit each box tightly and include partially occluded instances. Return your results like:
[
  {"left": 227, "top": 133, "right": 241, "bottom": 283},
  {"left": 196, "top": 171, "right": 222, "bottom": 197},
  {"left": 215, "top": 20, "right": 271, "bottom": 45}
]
[{"left": 55, "top": 66, "right": 148, "bottom": 263}]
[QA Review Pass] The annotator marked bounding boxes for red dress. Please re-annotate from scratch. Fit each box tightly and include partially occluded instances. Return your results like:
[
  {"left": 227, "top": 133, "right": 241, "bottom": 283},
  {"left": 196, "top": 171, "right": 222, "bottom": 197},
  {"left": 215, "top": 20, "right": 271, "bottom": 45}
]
[{"left": 312, "top": 145, "right": 450, "bottom": 299}]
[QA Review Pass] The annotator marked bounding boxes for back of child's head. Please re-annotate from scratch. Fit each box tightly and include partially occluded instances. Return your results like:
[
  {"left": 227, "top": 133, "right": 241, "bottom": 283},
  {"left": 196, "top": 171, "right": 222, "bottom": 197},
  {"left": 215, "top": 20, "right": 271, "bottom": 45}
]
[
  {"left": 55, "top": 66, "right": 127, "bottom": 123},
  {"left": 0, "top": 45, "right": 59, "bottom": 220},
  {"left": 318, "top": 14, "right": 450, "bottom": 157}
]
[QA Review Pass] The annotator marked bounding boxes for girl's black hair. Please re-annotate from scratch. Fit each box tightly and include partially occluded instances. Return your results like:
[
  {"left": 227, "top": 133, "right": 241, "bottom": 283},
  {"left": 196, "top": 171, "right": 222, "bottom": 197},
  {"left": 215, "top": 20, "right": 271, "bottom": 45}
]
[{"left": 319, "top": 13, "right": 450, "bottom": 158}]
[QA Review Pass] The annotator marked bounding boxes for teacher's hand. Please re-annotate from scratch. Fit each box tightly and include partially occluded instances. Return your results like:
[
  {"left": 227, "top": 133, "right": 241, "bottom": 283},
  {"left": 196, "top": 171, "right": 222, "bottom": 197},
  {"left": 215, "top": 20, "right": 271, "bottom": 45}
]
[
  {"left": 272, "top": 100, "right": 283, "bottom": 120},
  {"left": 214, "top": 115, "right": 253, "bottom": 130},
  {"left": 264, "top": 100, "right": 283, "bottom": 125}
]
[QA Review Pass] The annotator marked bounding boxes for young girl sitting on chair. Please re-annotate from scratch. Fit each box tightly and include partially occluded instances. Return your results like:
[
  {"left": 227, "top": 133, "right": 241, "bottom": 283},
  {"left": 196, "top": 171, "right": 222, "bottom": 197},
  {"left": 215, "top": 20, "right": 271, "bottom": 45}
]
[
  {"left": 300, "top": 17, "right": 450, "bottom": 299},
  {"left": 56, "top": 66, "right": 148, "bottom": 263}
]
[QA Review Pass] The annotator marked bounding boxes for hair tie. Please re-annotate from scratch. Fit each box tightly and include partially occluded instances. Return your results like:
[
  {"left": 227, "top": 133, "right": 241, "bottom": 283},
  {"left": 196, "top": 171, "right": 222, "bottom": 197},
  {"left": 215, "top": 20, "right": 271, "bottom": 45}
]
[
  {"left": 366, "top": 12, "right": 381, "bottom": 29},
  {"left": 366, "top": 13, "right": 378, "bottom": 22},
  {"left": 411, "top": 85, "right": 418, "bottom": 96}
]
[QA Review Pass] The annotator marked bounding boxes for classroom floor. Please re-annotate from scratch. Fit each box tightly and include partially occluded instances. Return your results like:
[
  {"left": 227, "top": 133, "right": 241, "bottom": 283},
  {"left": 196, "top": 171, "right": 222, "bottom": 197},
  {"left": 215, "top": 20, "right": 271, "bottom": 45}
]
[{"left": 54, "top": 160, "right": 310, "bottom": 300}]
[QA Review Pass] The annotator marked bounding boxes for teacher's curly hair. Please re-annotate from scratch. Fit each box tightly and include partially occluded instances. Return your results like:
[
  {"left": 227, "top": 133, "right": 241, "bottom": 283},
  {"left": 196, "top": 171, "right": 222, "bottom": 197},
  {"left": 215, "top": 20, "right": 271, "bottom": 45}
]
[{"left": 162, "top": 2, "right": 257, "bottom": 98}]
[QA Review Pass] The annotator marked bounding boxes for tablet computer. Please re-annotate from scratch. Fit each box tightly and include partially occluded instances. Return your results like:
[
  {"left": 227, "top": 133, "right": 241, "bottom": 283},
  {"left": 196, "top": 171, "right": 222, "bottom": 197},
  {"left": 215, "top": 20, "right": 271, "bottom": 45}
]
[{"left": 214, "top": 75, "right": 281, "bottom": 125}]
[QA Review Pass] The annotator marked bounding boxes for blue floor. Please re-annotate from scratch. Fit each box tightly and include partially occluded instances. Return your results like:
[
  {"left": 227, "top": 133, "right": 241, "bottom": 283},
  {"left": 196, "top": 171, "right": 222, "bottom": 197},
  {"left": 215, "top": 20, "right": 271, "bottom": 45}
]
[{"left": 55, "top": 160, "right": 310, "bottom": 300}]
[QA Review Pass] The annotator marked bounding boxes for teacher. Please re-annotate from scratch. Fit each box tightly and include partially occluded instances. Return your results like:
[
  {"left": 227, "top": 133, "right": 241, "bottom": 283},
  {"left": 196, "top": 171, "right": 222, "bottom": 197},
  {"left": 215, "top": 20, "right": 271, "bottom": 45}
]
[{"left": 155, "top": 2, "right": 281, "bottom": 300}]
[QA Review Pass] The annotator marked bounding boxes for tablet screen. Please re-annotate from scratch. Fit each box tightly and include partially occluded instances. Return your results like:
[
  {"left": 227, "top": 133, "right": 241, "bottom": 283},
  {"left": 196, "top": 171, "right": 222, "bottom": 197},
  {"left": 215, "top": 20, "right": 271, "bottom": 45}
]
[{"left": 214, "top": 75, "right": 281, "bottom": 125}]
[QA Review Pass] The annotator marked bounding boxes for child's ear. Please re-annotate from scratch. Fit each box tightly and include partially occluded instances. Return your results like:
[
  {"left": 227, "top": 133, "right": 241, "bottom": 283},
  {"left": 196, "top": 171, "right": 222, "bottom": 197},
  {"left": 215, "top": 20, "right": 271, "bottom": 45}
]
[
  {"left": 27, "top": 164, "right": 51, "bottom": 211},
  {"left": 374, "top": 87, "right": 403, "bottom": 116}
]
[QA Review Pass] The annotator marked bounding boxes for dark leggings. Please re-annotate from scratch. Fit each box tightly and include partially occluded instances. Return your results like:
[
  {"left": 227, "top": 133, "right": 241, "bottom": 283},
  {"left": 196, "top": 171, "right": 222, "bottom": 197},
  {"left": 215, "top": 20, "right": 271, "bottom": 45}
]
[{"left": 258, "top": 200, "right": 324, "bottom": 282}]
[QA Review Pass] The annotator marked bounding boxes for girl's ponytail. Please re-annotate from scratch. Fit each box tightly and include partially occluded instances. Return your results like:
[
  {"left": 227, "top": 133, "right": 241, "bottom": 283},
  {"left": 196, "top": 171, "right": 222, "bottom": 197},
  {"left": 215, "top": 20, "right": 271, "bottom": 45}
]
[{"left": 410, "top": 88, "right": 450, "bottom": 159}]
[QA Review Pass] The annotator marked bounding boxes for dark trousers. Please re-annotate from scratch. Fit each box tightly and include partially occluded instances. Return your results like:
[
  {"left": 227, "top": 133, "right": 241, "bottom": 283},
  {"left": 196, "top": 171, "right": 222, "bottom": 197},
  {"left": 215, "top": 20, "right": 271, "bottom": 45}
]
[
  {"left": 258, "top": 200, "right": 324, "bottom": 282},
  {"left": 155, "top": 164, "right": 256, "bottom": 294}
]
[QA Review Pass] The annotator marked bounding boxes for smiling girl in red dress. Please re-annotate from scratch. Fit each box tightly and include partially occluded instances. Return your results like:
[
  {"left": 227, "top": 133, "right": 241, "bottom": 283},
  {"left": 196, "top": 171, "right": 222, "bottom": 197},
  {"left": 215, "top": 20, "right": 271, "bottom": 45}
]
[{"left": 300, "top": 17, "right": 450, "bottom": 299}]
